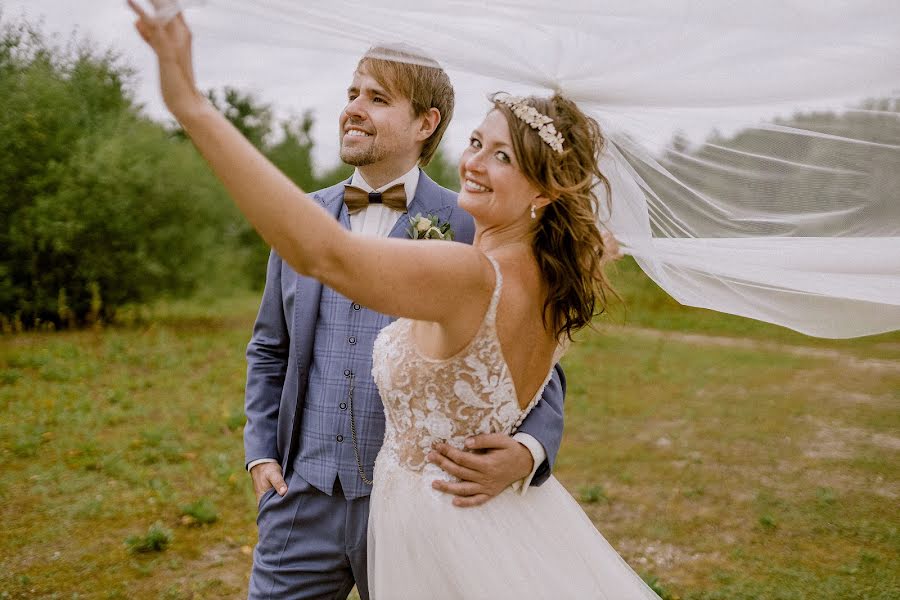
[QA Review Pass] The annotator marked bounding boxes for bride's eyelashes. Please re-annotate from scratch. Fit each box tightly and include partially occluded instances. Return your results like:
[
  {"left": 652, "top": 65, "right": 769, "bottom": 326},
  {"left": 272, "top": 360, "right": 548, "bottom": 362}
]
[{"left": 469, "top": 137, "right": 511, "bottom": 164}]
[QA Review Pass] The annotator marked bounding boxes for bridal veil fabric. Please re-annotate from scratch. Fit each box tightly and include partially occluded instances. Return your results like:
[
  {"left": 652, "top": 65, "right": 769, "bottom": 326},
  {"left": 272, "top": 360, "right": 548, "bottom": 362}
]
[{"left": 151, "top": 0, "right": 900, "bottom": 338}]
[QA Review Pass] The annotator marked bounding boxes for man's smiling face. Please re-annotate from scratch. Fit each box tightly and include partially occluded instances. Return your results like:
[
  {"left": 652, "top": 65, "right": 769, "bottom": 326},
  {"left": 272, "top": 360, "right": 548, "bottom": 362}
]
[{"left": 339, "top": 65, "right": 422, "bottom": 169}]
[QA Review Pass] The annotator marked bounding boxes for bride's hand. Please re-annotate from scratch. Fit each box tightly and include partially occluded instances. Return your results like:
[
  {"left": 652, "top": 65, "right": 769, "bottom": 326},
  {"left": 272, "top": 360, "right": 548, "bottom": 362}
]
[{"left": 127, "top": 0, "right": 203, "bottom": 119}]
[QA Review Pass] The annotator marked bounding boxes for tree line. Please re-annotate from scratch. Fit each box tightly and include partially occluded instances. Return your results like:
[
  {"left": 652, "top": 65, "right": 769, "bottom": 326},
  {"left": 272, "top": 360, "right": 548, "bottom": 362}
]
[{"left": 629, "top": 100, "right": 900, "bottom": 238}]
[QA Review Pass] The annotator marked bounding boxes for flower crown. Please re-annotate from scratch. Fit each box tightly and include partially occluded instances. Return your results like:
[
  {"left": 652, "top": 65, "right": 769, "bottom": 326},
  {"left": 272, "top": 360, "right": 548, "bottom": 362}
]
[{"left": 494, "top": 94, "right": 565, "bottom": 154}]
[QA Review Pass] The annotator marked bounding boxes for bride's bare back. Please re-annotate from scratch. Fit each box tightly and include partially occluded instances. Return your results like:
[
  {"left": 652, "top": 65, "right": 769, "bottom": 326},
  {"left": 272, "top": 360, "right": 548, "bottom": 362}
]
[{"left": 409, "top": 247, "right": 559, "bottom": 410}]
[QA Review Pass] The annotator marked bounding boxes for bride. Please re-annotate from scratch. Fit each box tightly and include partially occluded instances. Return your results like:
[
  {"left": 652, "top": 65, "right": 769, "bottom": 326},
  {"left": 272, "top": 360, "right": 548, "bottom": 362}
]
[
  {"left": 366, "top": 93, "right": 662, "bottom": 597},
  {"left": 130, "top": 4, "right": 660, "bottom": 598}
]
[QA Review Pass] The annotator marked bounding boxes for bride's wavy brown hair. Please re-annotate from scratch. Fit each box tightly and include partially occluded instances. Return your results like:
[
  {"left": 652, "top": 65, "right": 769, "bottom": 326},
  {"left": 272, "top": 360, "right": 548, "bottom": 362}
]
[{"left": 491, "top": 93, "right": 616, "bottom": 341}]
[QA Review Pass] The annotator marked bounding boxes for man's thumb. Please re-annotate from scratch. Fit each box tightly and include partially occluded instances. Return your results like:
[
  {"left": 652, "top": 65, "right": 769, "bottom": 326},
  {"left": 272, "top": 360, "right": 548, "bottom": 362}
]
[{"left": 268, "top": 471, "right": 288, "bottom": 495}]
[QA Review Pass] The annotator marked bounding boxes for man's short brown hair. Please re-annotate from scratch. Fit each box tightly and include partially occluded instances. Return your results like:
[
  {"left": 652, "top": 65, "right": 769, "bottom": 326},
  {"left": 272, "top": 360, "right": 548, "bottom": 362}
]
[{"left": 357, "top": 45, "right": 454, "bottom": 167}]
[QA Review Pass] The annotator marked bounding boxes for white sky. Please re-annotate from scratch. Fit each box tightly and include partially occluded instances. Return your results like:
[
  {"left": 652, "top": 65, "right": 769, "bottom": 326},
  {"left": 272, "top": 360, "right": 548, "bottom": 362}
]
[{"left": 0, "top": 0, "right": 514, "bottom": 173}]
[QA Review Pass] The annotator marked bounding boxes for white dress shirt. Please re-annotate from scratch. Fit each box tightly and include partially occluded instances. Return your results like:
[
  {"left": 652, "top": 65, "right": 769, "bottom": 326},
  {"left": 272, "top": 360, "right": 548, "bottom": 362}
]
[{"left": 248, "top": 165, "right": 547, "bottom": 493}]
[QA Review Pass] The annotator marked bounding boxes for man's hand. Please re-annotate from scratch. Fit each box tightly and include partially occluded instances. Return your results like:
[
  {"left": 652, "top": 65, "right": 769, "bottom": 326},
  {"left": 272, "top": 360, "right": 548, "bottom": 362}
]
[
  {"left": 249, "top": 462, "right": 288, "bottom": 504},
  {"left": 427, "top": 433, "right": 534, "bottom": 508}
]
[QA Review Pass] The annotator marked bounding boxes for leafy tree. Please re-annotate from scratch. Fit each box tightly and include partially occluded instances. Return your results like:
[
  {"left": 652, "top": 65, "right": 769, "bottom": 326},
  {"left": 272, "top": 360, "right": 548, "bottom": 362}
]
[
  {"left": 206, "top": 87, "right": 273, "bottom": 148},
  {"left": 22, "top": 116, "right": 231, "bottom": 323},
  {"left": 267, "top": 111, "right": 317, "bottom": 191},
  {"left": 316, "top": 161, "right": 354, "bottom": 188},
  {"left": 424, "top": 146, "right": 461, "bottom": 191},
  {"left": 0, "top": 15, "right": 233, "bottom": 327}
]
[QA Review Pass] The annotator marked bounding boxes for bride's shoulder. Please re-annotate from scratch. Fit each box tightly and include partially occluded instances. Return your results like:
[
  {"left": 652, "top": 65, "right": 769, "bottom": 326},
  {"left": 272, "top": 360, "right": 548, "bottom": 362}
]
[{"left": 490, "top": 254, "right": 545, "bottom": 305}]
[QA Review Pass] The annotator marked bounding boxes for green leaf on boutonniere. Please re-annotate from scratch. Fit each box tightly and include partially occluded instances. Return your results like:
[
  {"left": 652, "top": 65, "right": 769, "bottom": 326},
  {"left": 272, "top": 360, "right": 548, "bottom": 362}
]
[{"left": 408, "top": 213, "right": 454, "bottom": 241}]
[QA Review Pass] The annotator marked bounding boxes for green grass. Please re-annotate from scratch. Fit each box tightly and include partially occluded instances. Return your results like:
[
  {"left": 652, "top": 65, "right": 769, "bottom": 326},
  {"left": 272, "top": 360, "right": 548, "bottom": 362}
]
[
  {"left": 0, "top": 268, "right": 897, "bottom": 598},
  {"left": 0, "top": 294, "right": 259, "bottom": 597}
]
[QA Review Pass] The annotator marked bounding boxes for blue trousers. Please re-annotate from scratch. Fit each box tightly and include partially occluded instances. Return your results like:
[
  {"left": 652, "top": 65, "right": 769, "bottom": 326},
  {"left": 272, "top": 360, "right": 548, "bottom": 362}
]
[{"left": 249, "top": 470, "right": 371, "bottom": 600}]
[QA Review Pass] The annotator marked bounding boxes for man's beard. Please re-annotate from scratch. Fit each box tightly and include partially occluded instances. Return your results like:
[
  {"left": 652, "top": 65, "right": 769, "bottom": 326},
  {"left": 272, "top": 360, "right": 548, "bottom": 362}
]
[{"left": 340, "top": 141, "right": 386, "bottom": 167}]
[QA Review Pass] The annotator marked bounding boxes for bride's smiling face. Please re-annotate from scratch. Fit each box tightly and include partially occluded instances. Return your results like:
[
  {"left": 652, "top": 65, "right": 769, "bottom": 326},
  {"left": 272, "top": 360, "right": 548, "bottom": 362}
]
[{"left": 458, "top": 109, "right": 545, "bottom": 228}]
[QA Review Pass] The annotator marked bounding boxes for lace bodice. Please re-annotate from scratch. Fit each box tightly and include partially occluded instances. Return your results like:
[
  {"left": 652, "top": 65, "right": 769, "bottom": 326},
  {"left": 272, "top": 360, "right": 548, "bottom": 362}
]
[{"left": 371, "top": 255, "right": 561, "bottom": 474}]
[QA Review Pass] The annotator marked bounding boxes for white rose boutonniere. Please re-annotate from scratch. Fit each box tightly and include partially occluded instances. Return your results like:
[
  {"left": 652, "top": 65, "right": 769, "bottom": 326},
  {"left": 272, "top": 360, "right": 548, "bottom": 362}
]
[{"left": 407, "top": 213, "right": 454, "bottom": 241}]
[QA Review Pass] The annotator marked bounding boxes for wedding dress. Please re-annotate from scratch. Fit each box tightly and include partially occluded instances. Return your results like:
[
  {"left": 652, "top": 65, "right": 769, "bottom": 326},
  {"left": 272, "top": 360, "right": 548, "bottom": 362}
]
[{"left": 369, "top": 256, "right": 660, "bottom": 599}]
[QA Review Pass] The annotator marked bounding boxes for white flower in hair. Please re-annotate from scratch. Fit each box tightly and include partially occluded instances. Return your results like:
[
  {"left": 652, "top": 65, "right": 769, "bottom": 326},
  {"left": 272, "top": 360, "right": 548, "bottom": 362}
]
[{"left": 495, "top": 94, "right": 565, "bottom": 154}]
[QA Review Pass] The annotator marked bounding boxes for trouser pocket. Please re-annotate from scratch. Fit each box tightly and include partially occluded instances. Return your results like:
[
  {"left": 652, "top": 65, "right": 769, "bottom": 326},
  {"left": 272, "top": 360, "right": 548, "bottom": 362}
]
[{"left": 257, "top": 487, "right": 278, "bottom": 513}]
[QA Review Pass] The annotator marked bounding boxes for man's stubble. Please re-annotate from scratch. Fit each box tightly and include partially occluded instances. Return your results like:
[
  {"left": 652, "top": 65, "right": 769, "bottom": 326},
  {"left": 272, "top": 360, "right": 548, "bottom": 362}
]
[{"left": 340, "top": 142, "right": 387, "bottom": 167}]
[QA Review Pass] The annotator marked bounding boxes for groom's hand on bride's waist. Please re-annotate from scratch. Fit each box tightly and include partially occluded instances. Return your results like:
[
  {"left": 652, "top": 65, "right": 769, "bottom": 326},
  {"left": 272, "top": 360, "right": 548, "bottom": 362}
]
[
  {"left": 426, "top": 434, "right": 534, "bottom": 508},
  {"left": 249, "top": 462, "right": 288, "bottom": 504}
]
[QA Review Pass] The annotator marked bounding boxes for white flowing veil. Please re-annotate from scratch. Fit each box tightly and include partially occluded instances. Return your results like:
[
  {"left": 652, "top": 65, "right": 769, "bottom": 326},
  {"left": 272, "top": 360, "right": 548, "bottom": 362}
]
[{"left": 155, "top": 0, "right": 900, "bottom": 338}]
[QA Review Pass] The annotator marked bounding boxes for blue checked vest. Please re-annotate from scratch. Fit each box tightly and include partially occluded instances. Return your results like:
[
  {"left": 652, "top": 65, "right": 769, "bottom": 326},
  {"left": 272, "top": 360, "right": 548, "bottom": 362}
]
[{"left": 293, "top": 281, "right": 394, "bottom": 499}]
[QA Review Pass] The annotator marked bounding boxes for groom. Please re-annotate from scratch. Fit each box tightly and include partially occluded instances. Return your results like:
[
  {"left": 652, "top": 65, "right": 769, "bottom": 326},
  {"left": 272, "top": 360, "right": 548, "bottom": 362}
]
[{"left": 244, "top": 46, "right": 566, "bottom": 599}]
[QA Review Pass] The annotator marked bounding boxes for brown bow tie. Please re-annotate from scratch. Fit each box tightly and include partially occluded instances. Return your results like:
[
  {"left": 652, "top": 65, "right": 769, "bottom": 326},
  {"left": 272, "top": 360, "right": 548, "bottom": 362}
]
[{"left": 343, "top": 183, "right": 407, "bottom": 215}]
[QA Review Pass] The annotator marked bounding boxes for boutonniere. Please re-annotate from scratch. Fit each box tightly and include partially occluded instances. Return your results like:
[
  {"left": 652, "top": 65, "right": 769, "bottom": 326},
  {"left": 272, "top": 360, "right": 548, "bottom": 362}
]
[{"left": 407, "top": 213, "right": 454, "bottom": 241}]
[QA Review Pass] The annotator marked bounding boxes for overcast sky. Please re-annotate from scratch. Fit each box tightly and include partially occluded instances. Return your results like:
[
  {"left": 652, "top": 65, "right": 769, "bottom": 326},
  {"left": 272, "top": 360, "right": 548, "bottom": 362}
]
[{"left": 0, "top": 0, "right": 505, "bottom": 172}]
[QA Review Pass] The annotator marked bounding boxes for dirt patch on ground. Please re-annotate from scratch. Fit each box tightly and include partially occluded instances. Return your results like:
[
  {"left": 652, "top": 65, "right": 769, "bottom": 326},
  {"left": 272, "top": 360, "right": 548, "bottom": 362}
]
[
  {"left": 164, "top": 541, "right": 251, "bottom": 598},
  {"left": 617, "top": 537, "right": 720, "bottom": 573},
  {"left": 812, "top": 385, "right": 895, "bottom": 406},
  {"left": 802, "top": 416, "right": 900, "bottom": 458}
]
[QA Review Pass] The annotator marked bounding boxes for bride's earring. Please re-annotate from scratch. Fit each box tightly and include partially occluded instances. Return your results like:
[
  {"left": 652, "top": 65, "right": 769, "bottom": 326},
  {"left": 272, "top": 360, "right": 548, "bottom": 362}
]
[{"left": 530, "top": 204, "right": 537, "bottom": 219}]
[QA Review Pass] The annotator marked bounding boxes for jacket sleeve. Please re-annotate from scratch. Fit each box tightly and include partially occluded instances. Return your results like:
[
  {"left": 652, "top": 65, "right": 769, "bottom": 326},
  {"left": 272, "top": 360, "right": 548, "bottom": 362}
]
[
  {"left": 515, "top": 363, "right": 566, "bottom": 487},
  {"left": 243, "top": 249, "right": 290, "bottom": 467}
]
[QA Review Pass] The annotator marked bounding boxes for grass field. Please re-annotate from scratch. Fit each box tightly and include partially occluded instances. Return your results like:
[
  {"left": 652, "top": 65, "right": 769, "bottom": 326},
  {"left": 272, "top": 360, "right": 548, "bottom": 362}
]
[{"left": 1, "top": 259, "right": 898, "bottom": 598}]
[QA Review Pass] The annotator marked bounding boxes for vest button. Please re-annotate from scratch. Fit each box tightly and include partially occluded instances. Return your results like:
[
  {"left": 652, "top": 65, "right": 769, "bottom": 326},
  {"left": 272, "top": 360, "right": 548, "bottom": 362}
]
[
  {"left": 348, "top": 336, "right": 357, "bottom": 345},
  {"left": 352, "top": 303, "right": 361, "bottom": 310},
  {"left": 343, "top": 369, "right": 351, "bottom": 377},
  {"left": 339, "top": 402, "right": 347, "bottom": 410},
  {"left": 336, "top": 435, "right": 344, "bottom": 442}
]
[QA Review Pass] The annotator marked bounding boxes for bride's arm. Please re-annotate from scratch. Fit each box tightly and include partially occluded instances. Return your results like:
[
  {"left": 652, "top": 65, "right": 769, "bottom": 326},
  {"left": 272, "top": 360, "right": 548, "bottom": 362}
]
[
  {"left": 130, "top": 3, "right": 492, "bottom": 323},
  {"left": 175, "top": 99, "right": 491, "bottom": 322}
]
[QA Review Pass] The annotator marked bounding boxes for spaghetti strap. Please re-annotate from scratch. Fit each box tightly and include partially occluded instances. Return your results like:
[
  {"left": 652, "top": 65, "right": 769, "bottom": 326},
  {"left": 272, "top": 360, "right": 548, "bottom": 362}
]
[{"left": 482, "top": 254, "right": 503, "bottom": 328}]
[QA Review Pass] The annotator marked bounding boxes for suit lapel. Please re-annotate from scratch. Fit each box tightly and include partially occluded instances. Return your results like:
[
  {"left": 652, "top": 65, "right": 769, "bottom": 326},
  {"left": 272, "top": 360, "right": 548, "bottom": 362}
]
[
  {"left": 322, "top": 179, "right": 351, "bottom": 224},
  {"left": 388, "top": 171, "right": 451, "bottom": 240}
]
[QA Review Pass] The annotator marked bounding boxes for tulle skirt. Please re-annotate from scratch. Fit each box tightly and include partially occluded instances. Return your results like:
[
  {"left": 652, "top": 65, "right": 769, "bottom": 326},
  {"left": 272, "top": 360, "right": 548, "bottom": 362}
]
[{"left": 367, "top": 454, "right": 661, "bottom": 599}]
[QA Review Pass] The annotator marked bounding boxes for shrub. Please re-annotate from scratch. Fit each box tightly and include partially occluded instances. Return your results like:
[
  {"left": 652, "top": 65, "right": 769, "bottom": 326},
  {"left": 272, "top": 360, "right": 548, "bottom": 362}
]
[
  {"left": 0, "top": 16, "right": 236, "bottom": 327},
  {"left": 578, "top": 483, "right": 609, "bottom": 504},
  {"left": 125, "top": 522, "right": 172, "bottom": 553},
  {"left": 179, "top": 498, "right": 218, "bottom": 526}
]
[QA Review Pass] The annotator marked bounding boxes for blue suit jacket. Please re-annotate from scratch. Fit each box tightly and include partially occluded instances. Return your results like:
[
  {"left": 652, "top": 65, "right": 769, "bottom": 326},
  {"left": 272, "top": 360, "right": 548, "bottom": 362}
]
[{"left": 243, "top": 170, "right": 566, "bottom": 486}]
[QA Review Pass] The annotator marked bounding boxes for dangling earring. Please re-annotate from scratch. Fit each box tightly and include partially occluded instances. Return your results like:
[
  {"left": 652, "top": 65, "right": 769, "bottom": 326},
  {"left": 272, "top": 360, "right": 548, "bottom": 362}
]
[{"left": 530, "top": 204, "right": 537, "bottom": 219}]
